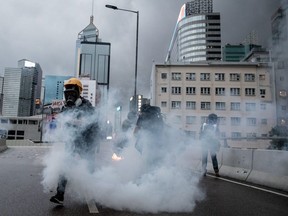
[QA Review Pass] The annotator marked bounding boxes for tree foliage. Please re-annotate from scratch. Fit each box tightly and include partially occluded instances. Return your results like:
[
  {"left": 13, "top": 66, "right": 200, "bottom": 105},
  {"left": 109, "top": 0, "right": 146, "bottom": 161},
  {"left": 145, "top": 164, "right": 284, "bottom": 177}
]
[{"left": 268, "top": 125, "right": 288, "bottom": 150}]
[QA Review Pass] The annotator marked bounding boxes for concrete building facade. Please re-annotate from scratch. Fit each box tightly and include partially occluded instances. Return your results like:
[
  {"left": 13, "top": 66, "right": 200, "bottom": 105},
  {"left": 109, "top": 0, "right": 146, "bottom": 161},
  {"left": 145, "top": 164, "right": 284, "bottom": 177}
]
[
  {"left": 151, "top": 62, "right": 276, "bottom": 140},
  {"left": 3, "top": 60, "right": 42, "bottom": 117}
]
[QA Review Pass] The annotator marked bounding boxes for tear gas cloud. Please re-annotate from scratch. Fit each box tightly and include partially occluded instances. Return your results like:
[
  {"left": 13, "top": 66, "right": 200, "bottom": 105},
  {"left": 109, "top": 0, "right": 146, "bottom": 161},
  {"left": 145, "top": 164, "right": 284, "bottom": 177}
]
[{"left": 41, "top": 94, "right": 204, "bottom": 213}]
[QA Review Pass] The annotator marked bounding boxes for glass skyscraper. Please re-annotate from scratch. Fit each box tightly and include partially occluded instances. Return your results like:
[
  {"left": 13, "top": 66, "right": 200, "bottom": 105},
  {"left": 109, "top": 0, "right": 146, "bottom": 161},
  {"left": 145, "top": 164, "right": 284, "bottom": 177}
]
[{"left": 166, "top": 0, "right": 221, "bottom": 62}]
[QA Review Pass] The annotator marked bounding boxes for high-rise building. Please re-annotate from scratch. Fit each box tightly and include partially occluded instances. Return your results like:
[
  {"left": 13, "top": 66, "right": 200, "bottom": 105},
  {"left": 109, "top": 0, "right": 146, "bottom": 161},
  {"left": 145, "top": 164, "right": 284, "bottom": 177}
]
[
  {"left": 74, "top": 15, "right": 111, "bottom": 111},
  {"left": 44, "top": 75, "right": 73, "bottom": 104},
  {"left": 166, "top": 0, "right": 221, "bottom": 63},
  {"left": 3, "top": 59, "right": 42, "bottom": 117},
  {"left": 271, "top": 3, "right": 288, "bottom": 127}
]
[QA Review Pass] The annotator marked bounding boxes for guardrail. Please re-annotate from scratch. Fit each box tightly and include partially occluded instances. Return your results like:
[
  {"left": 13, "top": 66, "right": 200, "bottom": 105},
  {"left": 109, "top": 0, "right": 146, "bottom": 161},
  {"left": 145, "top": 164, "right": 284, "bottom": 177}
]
[
  {"left": 0, "top": 139, "right": 7, "bottom": 152},
  {"left": 205, "top": 147, "right": 288, "bottom": 192},
  {"left": 1, "top": 138, "right": 288, "bottom": 192}
]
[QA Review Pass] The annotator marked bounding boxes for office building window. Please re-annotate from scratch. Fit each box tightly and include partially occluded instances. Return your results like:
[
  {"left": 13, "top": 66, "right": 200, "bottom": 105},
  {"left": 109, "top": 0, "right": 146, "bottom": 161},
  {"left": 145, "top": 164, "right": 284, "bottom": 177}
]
[
  {"left": 215, "top": 87, "right": 225, "bottom": 95},
  {"left": 260, "top": 89, "right": 266, "bottom": 98},
  {"left": 230, "top": 73, "right": 240, "bottom": 81},
  {"left": 186, "top": 73, "right": 196, "bottom": 81},
  {"left": 171, "top": 101, "right": 181, "bottom": 109},
  {"left": 186, "top": 116, "right": 196, "bottom": 124},
  {"left": 186, "top": 101, "right": 196, "bottom": 110},
  {"left": 171, "top": 87, "right": 181, "bottom": 94},
  {"left": 201, "top": 87, "right": 210, "bottom": 95},
  {"left": 231, "top": 117, "right": 241, "bottom": 126},
  {"left": 230, "top": 88, "right": 240, "bottom": 96},
  {"left": 161, "top": 73, "right": 167, "bottom": 79},
  {"left": 161, "top": 101, "right": 167, "bottom": 107},
  {"left": 215, "top": 73, "right": 225, "bottom": 81},
  {"left": 161, "top": 87, "right": 167, "bottom": 93},
  {"left": 186, "top": 87, "right": 196, "bottom": 95},
  {"left": 247, "top": 132, "right": 257, "bottom": 138},
  {"left": 231, "top": 132, "right": 241, "bottom": 138},
  {"left": 246, "top": 103, "right": 256, "bottom": 111},
  {"left": 247, "top": 118, "right": 256, "bottom": 126},
  {"left": 200, "top": 73, "right": 210, "bottom": 81},
  {"left": 245, "top": 74, "right": 255, "bottom": 82},
  {"left": 259, "top": 74, "right": 265, "bottom": 80},
  {"left": 218, "top": 117, "right": 226, "bottom": 125},
  {"left": 201, "top": 102, "right": 211, "bottom": 110},
  {"left": 172, "top": 72, "right": 181, "bottom": 80},
  {"left": 260, "top": 103, "right": 266, "bottom": 110},
  {"left": 245, "top": 88, "right": 255, "bottom": 96},
  {"left": 261, "top": 119, "right": 267, "bottom": 124},
  {"left": 231, "top": 102, "right": 241, "bottom": 111},
  {"left": 215, "top": 102, "right": 225, "bottom": 110}
]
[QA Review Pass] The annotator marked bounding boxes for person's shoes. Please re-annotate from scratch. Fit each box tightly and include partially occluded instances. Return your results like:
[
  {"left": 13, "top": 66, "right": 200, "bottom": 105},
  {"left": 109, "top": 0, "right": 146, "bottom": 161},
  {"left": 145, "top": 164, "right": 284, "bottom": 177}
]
[
  {"left": 50, "top": 193, "right": 64, "bottom": 205},
  {"left": 215, "top": 172, "right": 220, "bottom": 177}
]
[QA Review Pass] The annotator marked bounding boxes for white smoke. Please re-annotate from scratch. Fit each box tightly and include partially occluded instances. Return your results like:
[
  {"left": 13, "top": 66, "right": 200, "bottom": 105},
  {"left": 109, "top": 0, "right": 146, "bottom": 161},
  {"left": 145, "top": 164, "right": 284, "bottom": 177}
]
[{"left": 41, "top": 104, "right": 204, "bottom": 213}]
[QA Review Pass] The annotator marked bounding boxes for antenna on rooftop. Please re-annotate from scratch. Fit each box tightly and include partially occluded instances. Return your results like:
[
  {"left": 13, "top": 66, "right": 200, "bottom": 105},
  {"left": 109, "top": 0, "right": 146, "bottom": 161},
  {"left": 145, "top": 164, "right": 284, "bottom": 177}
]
[
  {"left": 92, "top": 0, "right": 94, "bottom": 16},
  {"left": 90, "top": 0, "right": 95, "bottom": 24}
]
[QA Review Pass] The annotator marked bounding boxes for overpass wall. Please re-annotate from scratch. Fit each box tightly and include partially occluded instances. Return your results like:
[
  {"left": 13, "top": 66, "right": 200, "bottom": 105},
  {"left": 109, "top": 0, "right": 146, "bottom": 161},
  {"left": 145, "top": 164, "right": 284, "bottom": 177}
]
[{"left": 207, "top": 148, "right": 288, "bottom": 192}]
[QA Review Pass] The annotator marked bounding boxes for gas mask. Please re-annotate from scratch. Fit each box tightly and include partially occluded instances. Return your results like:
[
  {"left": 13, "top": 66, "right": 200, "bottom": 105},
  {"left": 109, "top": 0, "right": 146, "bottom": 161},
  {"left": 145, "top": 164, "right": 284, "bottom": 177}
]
[{"left": 64, "top": 85, "right": 80, "bottom": 107}]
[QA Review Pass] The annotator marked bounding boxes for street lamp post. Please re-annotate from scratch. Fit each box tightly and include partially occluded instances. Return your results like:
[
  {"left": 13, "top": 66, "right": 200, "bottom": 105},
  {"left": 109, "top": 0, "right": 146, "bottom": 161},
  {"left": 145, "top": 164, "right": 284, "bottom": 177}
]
[{"left": 105, "top": 4, "right": 139, "bottom": 112}]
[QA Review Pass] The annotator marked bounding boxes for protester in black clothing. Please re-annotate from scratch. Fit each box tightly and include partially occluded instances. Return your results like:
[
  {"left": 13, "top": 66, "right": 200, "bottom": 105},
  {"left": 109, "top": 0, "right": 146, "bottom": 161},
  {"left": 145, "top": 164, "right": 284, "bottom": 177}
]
[
  {"left": 50, "top": 78, "right": 99, "bottom": 205},
  {"left": 133, "top": 104, "right": 164, "bottom": 167}
]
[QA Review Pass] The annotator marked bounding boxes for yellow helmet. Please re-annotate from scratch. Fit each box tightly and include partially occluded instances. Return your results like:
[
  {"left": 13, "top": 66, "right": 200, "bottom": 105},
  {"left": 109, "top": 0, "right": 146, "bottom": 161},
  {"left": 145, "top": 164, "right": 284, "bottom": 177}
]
[{"left": 64, "top": 78, "right": 83, "bottom": 93}]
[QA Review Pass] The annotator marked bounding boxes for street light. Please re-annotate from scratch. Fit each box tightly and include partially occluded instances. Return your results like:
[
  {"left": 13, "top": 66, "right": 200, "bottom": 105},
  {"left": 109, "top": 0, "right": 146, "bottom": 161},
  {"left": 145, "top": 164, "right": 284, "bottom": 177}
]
[{"left": 105, "top": 4, "right": 139, "bottom": 112}]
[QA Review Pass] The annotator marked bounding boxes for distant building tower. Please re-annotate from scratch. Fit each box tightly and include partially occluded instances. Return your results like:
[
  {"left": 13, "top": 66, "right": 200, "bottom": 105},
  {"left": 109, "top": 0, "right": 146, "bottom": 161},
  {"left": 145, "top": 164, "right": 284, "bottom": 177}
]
[
  {"left": 3, "top": 59, "right": 42, "bottom": 117},
  {"left": 222, "top": 44, "right": 262, "bottom": 62},
  {"left": 44, "top": 75, "right": 73, "bottom": 104},
  {"left": 271, "top": 4, "right": 288, "bottom": 126},
  {"left": 166, "top": 0, "right": 221, "bottom": 63},
  {"left": 74, "top": 15, "right": 111, "bottom": 110}
]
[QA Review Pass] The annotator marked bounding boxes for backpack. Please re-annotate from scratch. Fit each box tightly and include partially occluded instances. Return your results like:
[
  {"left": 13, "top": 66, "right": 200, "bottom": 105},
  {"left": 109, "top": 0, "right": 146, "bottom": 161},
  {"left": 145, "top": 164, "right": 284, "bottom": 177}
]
[{"left": 138, "top": 105, "right": 163, "bottom": 131}]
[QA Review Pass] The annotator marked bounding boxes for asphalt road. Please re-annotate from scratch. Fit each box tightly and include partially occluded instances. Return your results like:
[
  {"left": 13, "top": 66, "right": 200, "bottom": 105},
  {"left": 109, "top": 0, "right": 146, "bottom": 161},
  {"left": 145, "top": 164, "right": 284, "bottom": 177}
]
[{"left": 0, "top": 146, "right": 287, "bottom": 216}]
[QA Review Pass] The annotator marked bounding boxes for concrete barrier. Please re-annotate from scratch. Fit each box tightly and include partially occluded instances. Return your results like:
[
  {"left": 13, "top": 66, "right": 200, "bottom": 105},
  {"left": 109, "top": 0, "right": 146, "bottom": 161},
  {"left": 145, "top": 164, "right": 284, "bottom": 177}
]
[
  {"left": 0, "top": 139, "right": 8, "bottom": 152},
  {"left": 218, "top": 148, "right": 253, "bottom": 181},
  {"left": 6, "top": 139, "right": 36, "bottom": 146},
  {"left": 247, "top": 149, "right": 288, "bottom": 192}
]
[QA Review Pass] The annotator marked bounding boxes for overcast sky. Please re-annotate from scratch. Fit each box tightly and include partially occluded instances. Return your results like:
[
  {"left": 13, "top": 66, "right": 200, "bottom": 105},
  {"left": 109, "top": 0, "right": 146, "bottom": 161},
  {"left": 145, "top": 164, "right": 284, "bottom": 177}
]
[{"left": 0, "top": 0, "right": 281, "bottom": 100}]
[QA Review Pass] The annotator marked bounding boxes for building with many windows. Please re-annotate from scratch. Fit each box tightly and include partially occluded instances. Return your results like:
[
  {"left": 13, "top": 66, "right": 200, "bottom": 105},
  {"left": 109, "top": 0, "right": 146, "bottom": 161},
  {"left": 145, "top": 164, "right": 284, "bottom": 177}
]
[
  {"left": 2, "top": 59, "right": 42, "bottom": 117},
  {"left": 75, "top": 15, "right": 110, "bottom": 106},
  {"left": 150, "top": 62, "right": 276, "bottom": 141},
  {"left": 166, "top": 0, "right": 221, "bottom": 63},
  {"left": 44, "top": 75, "right": 73, "bottom": 105}
]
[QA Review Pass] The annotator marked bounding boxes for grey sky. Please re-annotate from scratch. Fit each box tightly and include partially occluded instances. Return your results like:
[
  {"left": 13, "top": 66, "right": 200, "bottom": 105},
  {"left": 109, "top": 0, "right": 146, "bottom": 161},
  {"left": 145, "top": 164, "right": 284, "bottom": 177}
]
[{"left": 0, "top": 0, "right": 281, "bottom": 100}]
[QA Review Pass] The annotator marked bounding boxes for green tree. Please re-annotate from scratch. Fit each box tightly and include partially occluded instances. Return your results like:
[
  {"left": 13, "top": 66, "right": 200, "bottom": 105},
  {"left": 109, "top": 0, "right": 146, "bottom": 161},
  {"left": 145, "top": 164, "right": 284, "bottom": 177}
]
[{"left": 268, "top": 125, "right": 288, "bottom": 150}]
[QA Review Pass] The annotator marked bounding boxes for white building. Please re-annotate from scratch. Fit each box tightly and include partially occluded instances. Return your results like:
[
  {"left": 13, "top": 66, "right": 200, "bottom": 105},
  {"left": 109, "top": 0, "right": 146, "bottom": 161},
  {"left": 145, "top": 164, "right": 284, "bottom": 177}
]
[
  {"left": 166, "top": 0, "right": 221, "bottom": 63},
  {"left": 151, "top": 62, "right": 276, "bottom": 141}
]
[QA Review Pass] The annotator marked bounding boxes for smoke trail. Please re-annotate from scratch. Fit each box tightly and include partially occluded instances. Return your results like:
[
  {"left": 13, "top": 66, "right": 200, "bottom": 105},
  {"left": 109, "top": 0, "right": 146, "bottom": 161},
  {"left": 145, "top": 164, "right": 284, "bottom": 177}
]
[{"left": 41, "top": 104, "right": 204, "bottom": 213}]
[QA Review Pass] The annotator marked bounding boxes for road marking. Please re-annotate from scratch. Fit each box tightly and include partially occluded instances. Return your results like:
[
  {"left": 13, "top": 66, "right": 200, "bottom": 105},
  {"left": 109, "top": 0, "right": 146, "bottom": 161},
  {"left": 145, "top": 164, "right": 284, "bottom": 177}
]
[
  {"left": 207, "top": 174, "right": 288, "bottom": 198},
  {"left": 85, "top": 195, "right": 99, "bottom": 214}
]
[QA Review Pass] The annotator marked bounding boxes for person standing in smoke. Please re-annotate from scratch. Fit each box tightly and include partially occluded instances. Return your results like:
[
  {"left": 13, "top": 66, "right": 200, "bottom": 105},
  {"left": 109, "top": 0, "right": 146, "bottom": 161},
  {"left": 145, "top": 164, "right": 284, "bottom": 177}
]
[
  {"left": 113, "top": 111, "right": 137, "bottom": 153},
  {"left": 50, "top": 77, "right": 100, "bottom": 205},
  {"left": 200, "top": 113, "right": 221, "bottom": 177},
  {"left": 134, "top": 104, "right": 164, "bottom": 165}
]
